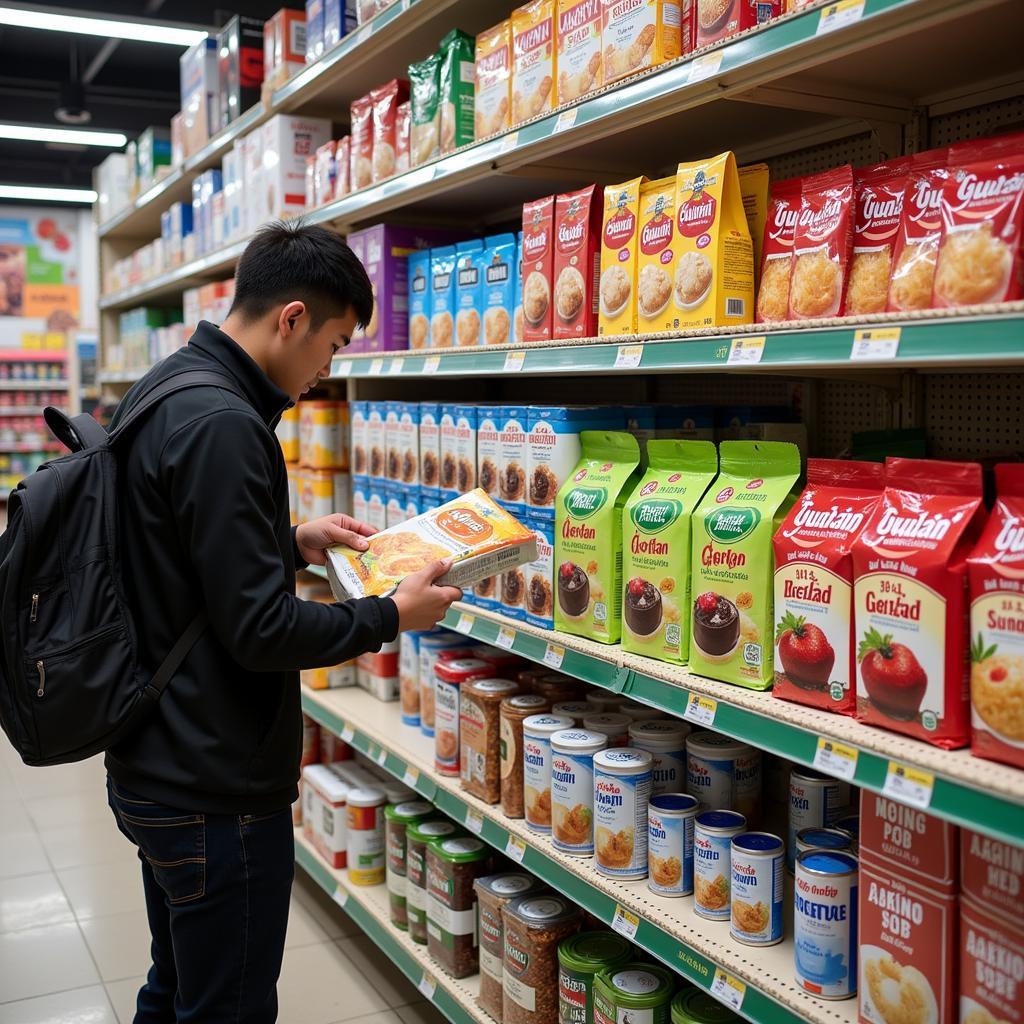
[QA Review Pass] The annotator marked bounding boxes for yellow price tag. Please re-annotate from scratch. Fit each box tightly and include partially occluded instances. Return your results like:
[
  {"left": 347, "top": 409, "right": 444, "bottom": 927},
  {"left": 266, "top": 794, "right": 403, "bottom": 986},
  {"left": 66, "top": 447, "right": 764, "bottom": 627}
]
[
  {"left": 883, "top": 762, "right": 935, "bottom": 809},
  {"left": 611, "top": 905, "right": 640, "bottom": 939},
  {"left": 683, "top": 693, "right": 717, "bottom": 727},
  {"left": 813, "top": 738, "right": 859, "bottom": 781}
]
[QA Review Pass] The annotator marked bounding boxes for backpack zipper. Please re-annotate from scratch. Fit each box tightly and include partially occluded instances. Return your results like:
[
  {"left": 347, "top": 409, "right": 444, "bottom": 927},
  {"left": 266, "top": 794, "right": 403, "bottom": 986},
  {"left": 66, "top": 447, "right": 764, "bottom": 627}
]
[
  {"left": 30, "top": 593, "right": 38, "bottom": 623},
  {"left": 36, "top": 660, "right": 45, "bottom": 698}
]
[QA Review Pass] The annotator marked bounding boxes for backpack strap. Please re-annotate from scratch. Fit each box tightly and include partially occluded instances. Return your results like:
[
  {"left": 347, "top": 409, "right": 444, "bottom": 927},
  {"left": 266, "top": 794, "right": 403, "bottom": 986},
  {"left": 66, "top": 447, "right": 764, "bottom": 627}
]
[
  {"left": 44, "top": 409, "right": 108, "bottom": 453},
  {"left": 144, "top": 610, "right": 209, "bottom": 701}
]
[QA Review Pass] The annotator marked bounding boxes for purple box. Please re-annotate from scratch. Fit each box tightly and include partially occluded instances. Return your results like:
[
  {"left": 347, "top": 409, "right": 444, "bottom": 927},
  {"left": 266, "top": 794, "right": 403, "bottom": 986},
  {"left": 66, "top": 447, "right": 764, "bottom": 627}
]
[{"left": 346, "top": 225, "right": 461, "bottom": 353}]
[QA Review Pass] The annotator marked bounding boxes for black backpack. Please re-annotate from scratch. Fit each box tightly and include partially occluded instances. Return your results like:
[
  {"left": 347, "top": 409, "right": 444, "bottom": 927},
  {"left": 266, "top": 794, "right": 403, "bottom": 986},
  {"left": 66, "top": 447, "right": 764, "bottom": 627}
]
[{"left": 0, "top": 369, "right": 242, "bottom": 766}]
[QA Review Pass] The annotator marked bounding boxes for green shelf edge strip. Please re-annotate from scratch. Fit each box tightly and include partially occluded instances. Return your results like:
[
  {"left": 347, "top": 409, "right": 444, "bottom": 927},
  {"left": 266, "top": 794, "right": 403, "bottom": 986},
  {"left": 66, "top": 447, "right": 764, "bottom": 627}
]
[
  {"left": 293, "top": 840, "right": 475, "bottom": 1024},
  {"left": 301, "top": 691, "right": 801, "bottom": 1024}
]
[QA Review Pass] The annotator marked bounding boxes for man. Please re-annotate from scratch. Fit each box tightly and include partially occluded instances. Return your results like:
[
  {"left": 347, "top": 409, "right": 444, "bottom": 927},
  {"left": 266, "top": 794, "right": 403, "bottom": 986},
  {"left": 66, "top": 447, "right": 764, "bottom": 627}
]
[{"left": 105, "top": 221, "right": 460, "bottom": 1023}]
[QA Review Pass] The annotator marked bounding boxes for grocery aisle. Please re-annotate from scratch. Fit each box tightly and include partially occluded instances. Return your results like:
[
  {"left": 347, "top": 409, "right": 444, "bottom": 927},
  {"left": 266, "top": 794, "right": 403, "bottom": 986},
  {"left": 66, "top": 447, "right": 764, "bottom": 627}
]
[{"left": 0, "top": 741, "right": 444, "bottom": 1024}]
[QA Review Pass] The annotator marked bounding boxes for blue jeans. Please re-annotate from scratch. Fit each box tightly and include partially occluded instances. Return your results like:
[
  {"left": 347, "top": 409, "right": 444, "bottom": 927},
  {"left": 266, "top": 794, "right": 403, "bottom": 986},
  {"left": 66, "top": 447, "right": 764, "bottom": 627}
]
[{"left": 107, "top": 777, "right": 294, "bottom": 1023}]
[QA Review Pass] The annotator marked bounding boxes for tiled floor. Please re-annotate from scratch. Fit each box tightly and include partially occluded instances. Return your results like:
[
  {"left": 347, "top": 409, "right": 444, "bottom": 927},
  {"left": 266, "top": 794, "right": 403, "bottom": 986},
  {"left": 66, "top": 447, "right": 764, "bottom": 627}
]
[{"left": 0, "top": 744, "right": 445, "bottom": 1024}]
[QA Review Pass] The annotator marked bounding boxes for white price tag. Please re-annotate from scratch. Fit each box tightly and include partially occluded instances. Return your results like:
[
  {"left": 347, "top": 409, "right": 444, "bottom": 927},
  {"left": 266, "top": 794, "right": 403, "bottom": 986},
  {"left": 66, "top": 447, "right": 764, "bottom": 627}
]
[
  {"left": 456, "top": 613, "right": 475, "bottom": 634},
  {"left": 687, "top": 51, "right": 724, "bottom": 84},
  {"left": 851, "top": 327, "right": 901, "bottom": 361},
  {"left": 817, "top": 0, "right": 865, "bottom": 34},
  {"left": 554, "top": 107, "right": 577, "bottom": 133},
  {"left": 503, "top": 350, "right": 526, "bottom": 372},
  {"left": 614, "top": 344, "right": 644, "bottom": 369},
  {"left": 334, "top": 359, "right": 353, "bottom": 377},
  {"left": 542, "top": 643, "right": 565, "bottom": 669},
  {"left": 375, "top": 747, "right": 387, "bottom": 767},
  {"left": 711, "top": 969, "right": 746, "bottom": 1012},
  {"left": 368, "top": 358, "right": 384, "bottom": 375},
  {"left": 727, "top": 336, "right": 765, "bottom": 364},
  {"left": 465, "top": 808, "right": 485, "bottom": 834},
  {"left": 340, "top": 724, "right": 355, "bottom": 743},
  {"left": 683, "top": 693, "right": 717, "bottom": 727},
  {"left": 424, "top": 355, "right": 441, "bottom": 374},
  {"left": 813, "top": 738, "right": 859, "bottom": 782},
  {"left": 495, "top": 625, "right": 516, "bottom": 650},
  {"left": 499, "top": 131, "right": 519, "bottom": 154},
  {"left": 417, "top": 973, "right": 437, "bottom": 1000},
  {"left": 403, "top": 766, "right": 419, "bottom": 788},
  {"left": 883, "top": 762, "right": 935, "bottom": 810},
  {"left": 332, "top": 885, "right": 349, "bottom": 910},
  {"left": 505, "top": 835, "right": 527, "bottom": 863},
  {"left": 611, "top": 905, "right": 640, "bottom": 940},
  {"left": 389, "top": 357, "right": 404, "bottom": 374}
]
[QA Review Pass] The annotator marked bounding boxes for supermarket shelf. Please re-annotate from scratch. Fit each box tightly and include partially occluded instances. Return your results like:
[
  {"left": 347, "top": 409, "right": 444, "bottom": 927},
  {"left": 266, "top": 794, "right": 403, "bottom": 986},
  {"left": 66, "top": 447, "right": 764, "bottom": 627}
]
[
  {"left": 0, "top": 381, "right": 68, "bottom": 392},
  {"left": 294, "top": 830, "right": 486, "bottom": 1024},
  {"left": 0, "top": 350, "right": 67, "bottom": 362},
  {"left": 301, "top": 684, "right": 853, "bottom": 1024},
  {"left": 0, "top": 407, "right": 45, "bottom": 417}
]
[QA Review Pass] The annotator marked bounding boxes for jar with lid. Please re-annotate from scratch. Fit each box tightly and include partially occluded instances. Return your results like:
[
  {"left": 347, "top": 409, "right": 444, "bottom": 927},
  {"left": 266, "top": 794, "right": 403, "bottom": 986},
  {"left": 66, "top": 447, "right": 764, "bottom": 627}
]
[
  {"left": 618, "top": 700, "right": 666, "bottom": 722},
  {"left": 384, "top": 800, "right": 433, "bottom": 929},
  {"left": 406, "top": 819, "right": 462, "bottom": 944},
  {"left": 584, "top": 690, "right": 623, "bottom": 713},
  {"left": 426, "top": 836, "right": 491, "bottom": 978},
  {"left": 558, "top": 930, "right": 633, "bottom": 1024},
  {"left": 418, "top": 633, "right": 471, "bottom": 738},
  {"left": 434, "top": 657, "right": 491, "bottom": 777},
  {"left": 534, "top": 674, "right": 583, "bottom": 704},
  {"left": 500, "top": 694, "right": 550, "bottom": 818},
  {"left": 593, "top": 962, "right": 676, "bottom": 1024},
  {"left": 630, "top": 719, "right": 691, "bottom": 796},
  {"left": 523, "top": 714, "right": 575, "bottom": 832},
  {"left": 346, "top": 786, "right": 386, "bottom": 886},
  {"left": 583, "top": 712, "right": 632, "bottom": 747},
  {"left": 502, "top": 894, "right": 581, "bottom": 1024},
  {"left": 551, "top": 701, "right": 591, "bottom": 726},
  {"left": 460, "top": 677, "right": 520, "bottom": 803}
]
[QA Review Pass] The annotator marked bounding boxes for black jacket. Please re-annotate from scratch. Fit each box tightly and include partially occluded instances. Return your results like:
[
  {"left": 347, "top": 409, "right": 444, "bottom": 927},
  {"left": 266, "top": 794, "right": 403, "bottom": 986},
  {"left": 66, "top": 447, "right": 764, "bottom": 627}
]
[{"left": 105, "top": 322, "right": 398, "bottom": 812}]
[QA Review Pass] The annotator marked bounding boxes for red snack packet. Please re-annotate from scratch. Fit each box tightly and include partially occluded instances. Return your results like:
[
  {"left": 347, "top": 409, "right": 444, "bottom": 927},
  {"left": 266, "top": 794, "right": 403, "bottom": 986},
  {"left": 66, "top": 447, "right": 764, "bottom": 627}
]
[
  {"left": 395, "top": 100, "right": 411, "bottom": 175},
  {"left": 335, "top": 136, "right": 351, "bottom": 197},
  {"left": 349, "top": 93, "right": 374, "bottom": 192},
  {"left": 846, "top": 158, "right": 910, "bottom": 315},
  {"left": 886, "top": 147, "right": 949, "bottom": 311},
  {"left": 787, "top": 164, "right": 854, "bottom": 320},
  {"left": 852, "top": 457, "right": 985, "bottom": 749},
  {"left": 552, "top": 184, "right": 603, "bottom": 339},
  {"left": 521, "top": 194, "right": 556, "bottom": 342},
  {"left": 370, "top": 78, "right": 409, "bottom": 184},
  {"left": 755, "top": 176, "right": 801, "bottom": 323}
]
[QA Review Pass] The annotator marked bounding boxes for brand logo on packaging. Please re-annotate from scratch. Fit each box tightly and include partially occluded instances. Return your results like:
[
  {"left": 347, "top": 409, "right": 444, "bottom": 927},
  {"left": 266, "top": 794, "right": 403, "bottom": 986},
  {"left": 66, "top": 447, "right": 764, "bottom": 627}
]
[
  {"left": 875, "top": 506, "right": 957, "bottom": 543},
  {"left": 640, "top": 211, "right": 673, "bottom": 255},
  {"left": 631, "top": 499, "right": 683, "bottom": 533},
  {"left": 436, "top": 508, "right": 494, "bottom": 542},
  {"left": 566, "top": 486, "right": 607, "bottom": 519},
  {"left": 705, "top": 507, "right": 761, "bottom": 543},
  {"left": 605, "top": 208, "right": 636, "bottom": 248}
]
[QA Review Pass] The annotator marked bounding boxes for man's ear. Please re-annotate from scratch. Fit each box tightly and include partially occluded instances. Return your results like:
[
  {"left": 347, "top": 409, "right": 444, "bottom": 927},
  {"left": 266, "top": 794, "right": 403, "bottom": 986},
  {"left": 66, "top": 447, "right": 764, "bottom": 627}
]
[{"left": 278, "top": 300, "right": 307, "bottom": 339}]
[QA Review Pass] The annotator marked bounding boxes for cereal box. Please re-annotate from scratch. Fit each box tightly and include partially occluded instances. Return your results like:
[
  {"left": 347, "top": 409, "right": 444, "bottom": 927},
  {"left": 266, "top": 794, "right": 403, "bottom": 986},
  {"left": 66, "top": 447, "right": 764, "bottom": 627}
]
[
  {"left": 756, "top": 176, "right": 801, "bottom": 322},
  {"left": 351, "top": 476, "right": 368, "bottom": 524},
  {"left": 397, "top": 402, "right": 420, "bottom": 487},
  {"left": 439, "top": 29, "right": 475, "bottom": 154},
  {"left": 522, "top": 194, "right": 556, "bottom": 341},
  {"left": 385, "top": 402, "right": 402, "bottom": 483},
  {"left": 772, "top": 460, "right": 885, "bottom": 715},
  {"left": 326, "top": 488, "right": 537, "bottom": 599},
  {"left": 366, "top": 401, "right": 385, "bottom": 480},
  {"left": 689, "top": 441, "right": 801, "bottom": 689},
  {"left": 636, "top": 176, "right": 678, "bottom": 335},
  {"left": 674, "top": 152, "right": 755, "bottom": 329},
  {"left": 498, "top": 406, "right": 530, "bottom": 515},
  {"left": 455, "top": 239, "right": 484, "bottom": 347},
  {"left": 366, "top": 485, "right": 386, "bottom": 532},
  {"left": 846, "top": 159, "right": 910, "bottom": 315},
  {"left": 960, "top": 898, "right": 1024, "bottom": 1024},
  {"left": 439, "top": 406, "right": 458, "bottom": 500},
  {"left": 602, "top": 0, "right": 681, "bottom": 85},
  {"left": 555, "top": 431, "right": 642, "bottom": 642},
  {"left": 739, "top": 162, "right": 770, "bottom": 288},
  {"left": 525, "top": 517, "right": 555, "bottom": 628},
  {"left": 697, "top": 0, "right": 780, "bottom": 48},
  {"left": 961, "top": 829, "right": 1024, "bottom": 923},
  {"left": 853, "top": 458, "right": 985, "bottom": 748},
  {"left": 622, "top": 440, "right": 718, "bottom": 664},
  {"left": 299, "top": 400, "right": 348, "bottom": 470},
  {"left": 553, "top": 184, "right": 603, "bottom": 339},
  {"left": 968, "top": 463, "right": 1024, "bottom": 768},
  {"left": 479, "top": 233, "right": 517, "bottom": 345},
  {"left": 409, "top": 52, "right": 441, "bottom": 167},
  {"left": 477, "top": 408, "right": 502, "bottom": 501},
  {"left": 370, "top": 78, "right": 408, "bottom": 183},
  {"left": 430, "top": 245, "right": 456, "bottom": 348},
  {"left": 454, "top": 405, "right": 479, "bottom": 495},
  {"left": 408, "top": 249, "right": 431, "bottom": 349},
  {"left": 420, "top": 402, "right": 441, "bottom": 501},
  {"left": 557, "top": 0, "right": 602, "bottom": 104},
  {"left": 788, "top": 165, "right": 854, "bottom": 320},
  {"left": 349, "top": 93, "right": 373, "bottom": 191},
  {"left": 512, "top": 0, "right": 557, "bottom": 126},
  {"left": 501, "top": 558, "right": 527, "bottom": 620},
  {"left": 599, "top": 175, "right": 646, "bottom": 335},
  {"left": 475, "top": 20, "right": 512, "bottom": 140}
]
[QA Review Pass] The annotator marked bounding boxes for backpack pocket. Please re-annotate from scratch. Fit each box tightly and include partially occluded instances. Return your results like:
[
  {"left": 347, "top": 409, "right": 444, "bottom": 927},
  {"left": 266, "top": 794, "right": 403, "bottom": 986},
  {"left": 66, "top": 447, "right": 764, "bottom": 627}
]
[{"left": 26, "top": 623, "right": 135, "bottom": 761}]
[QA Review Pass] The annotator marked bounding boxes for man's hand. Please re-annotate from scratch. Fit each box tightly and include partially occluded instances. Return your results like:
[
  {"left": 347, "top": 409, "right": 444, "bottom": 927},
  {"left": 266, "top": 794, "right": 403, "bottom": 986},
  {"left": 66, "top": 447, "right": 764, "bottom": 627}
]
[
  {"left": 296, "top": 513, "right": 376, "bottom": 566},
  {"left": 392, "top": 559, "right": 463, "bottom": 631}
]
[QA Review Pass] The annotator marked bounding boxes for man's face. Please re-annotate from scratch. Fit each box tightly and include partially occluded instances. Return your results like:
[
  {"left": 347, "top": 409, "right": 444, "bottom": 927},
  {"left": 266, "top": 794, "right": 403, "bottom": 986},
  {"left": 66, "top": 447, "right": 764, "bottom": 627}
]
[{"left": 274, "top": 307, "right": 358, "bottom": 402}]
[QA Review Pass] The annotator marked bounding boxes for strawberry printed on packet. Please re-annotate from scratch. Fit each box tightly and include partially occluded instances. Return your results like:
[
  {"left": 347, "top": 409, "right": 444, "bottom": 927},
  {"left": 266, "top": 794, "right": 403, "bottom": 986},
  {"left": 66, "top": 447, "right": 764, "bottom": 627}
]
[
  {"left": 852, "top": 457, "right": 985, "bottom": 749},
  {"left": 773, "top": 459, "right": 885, "bottom": 715},
  {"left": 755, "top": 176, "right": 801, "bottom": 323}
]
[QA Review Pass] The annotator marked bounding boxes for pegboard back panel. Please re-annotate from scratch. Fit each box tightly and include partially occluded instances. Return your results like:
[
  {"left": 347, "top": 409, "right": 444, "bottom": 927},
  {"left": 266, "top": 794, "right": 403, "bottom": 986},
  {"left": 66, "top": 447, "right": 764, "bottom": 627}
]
[
  {"left": 765, "top": 131, "right": 879, "bottom": 180},
  {"left": 929, "top": 94, "right": 1024, "bottom": 148},
  {"left": 815, "top": 379, "right": 893, "bottom": 458},
  {"left": 924, "top": 373, "right": 1024, "bottom": 459}
]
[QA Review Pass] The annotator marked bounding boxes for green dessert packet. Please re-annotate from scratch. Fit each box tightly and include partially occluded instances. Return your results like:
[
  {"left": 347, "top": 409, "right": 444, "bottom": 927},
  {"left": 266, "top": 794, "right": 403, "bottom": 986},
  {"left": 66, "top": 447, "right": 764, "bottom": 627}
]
[
  {"left": 555, "top": 431, "right": 641, "bottom": 644},
  {"left": 689, "top": 440, "right": 801, "bottom": 689},
  {"left": 622, "top": 440, "right": 718, "bottom": 664},
  {"left": 439, "top": 29, "right": 475, "bottom": 154},
  {"left": 409, "top": 52, "right": 441, "bottom": 167}
]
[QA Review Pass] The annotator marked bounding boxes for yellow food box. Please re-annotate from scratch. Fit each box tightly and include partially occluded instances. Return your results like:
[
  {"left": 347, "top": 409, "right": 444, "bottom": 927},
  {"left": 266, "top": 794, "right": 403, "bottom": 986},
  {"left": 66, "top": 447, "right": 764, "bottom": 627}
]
[
  {"left": 512, "top": 0, "right": 557, "bottom": 126},
  {"left": 602, "top": 0, "right": 681, "bottom": 86},
  {"left": 599, "top": 175, "right": 647, "bottom": 336},
  {"left": 556, "top": 0, "right": 602, "bottom": 105},
  {"left": 739, "top": 162, "right": 770, "bottom": 289},
  {"left": 277, "top": 404, "right": 299, "bottom": 463},
  {"left": 673, "top": 152, "right": 755, "bottom": 330},
  {"left": 298, "top": 468, "right": 335, "bottom": 523},
  {"left": 299, "top": 400, "right": 349, "bottom": 470},
  {"left": 475, "top": 20, "right": 513, "bottom": 140},
  {"left": 327, "top": 488, "right": 538, "bottom": 599},
  {"left": 635, "top": 175, "right": 678, "bottom": 336}
]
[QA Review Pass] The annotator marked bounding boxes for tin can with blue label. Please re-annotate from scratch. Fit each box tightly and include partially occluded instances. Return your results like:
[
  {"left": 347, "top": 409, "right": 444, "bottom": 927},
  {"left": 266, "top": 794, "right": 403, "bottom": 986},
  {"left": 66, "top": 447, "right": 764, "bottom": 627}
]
[
  {"left": 593, "top": 748, "right": 652, "bottom": 880},
  {"left": 794, "top": 849, "right": 858, "bottom": 999},
  {"left": 694, "top": 810, "right": 746, "bottom": 920},
  {"left": 730, "top": 832, "right": 784, "bottom": 945},
  {"left": 647, "top": 793, "right": 698, "bottom": 897}
]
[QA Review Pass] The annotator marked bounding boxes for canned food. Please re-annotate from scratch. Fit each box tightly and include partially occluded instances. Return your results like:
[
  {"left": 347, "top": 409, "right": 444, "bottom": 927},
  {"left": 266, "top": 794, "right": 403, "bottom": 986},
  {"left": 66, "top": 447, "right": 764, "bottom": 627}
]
[
  {"left": 418, "top": 633, "right": 466, "bottom": 737},
  {"left": 794, "top": 849, "right": 858, "bottom": 999},
  {"left": 522, "top": 714, "right": 574, "bottom": 832},
  {"left": 730, "top": 832, "right": 784, "bottom": 946},
  {"left": 552, "top": 701, "right": 592, "bottom": 727},
  {"left": 648, "top": 793, "right": 698, "bottom": 897},
  {"left": 346, "top": 786, "right": 386, "bottom": 886},
  {"left": 558, "top": 930, "right": 633, "bottom": 1024},
  {"left": 796, "top": 827, "right": 856, "bottom": 860},
  {"left": 630, "top": 719, "right": 690, "bottom": 796},
  {"left": 434, "top": 657, "right": 491, "bottom": 776},
  {"left": 686, "top": 731, "right": 762, "bottom": 826},
  {"left": 834, "top": 813, "right": 859, "bottom": 842},
  {"left": 584, "top": 690, "right": 624, "bottom": 713},
  {"left": 618, "top": 701, "right": 665, "bottom": 722},
  {"left": 671, "top": 986, "right": 744, "bottom": 1024},
  {"left": 550, "top": 729, "right": 608, "bottom": 855},
  {"left": 593, "top": 963, "right": 675, "bottom": 1024},
  {"left": 583, "top": 712, "right": 632, "bottom": 747},
  {"left": 788, "top": 768, "right": 851, "bottom": 872},
  {"left": 593, "top": 748, "right": 653, "bottom": 879},
  {"left": 694, "top": 810, "right": 746, "bottom": 920}
]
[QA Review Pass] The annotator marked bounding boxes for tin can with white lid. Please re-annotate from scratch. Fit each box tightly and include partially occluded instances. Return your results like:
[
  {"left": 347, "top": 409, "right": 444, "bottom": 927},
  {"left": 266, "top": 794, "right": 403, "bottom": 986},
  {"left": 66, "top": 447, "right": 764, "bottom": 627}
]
[
  {"left": 593, "top": 747, "right": 653, "bottom": 879},
  {"left": 694, "top": 809, "right": 746, "bottom": 920},
  {"left": 648, "top": 793, "right": 699, "bottom": 897},
  {"left": 522, "top": 714, "right": 574, "bottom": 833},
  {"left": 788, "top": 768, "right": 850, "bottom": 872},
  {"left": 552, "top": 701, "right": 592, "bottom": 727},
  {"left": 686, "top": 731, "right": 762, "bottom": 826},
  {"left": 618, "top": 701, "right": 665, "bottom": 722},
  {"left": 794, "top": 849, "right": 858, "bottom": 999},
  {"left": 550, "top": 729, "right": 608, "bottom": 855},
  {"left": 730, "top": 831, "right": 785, "bottom": 945},
  {"left": 584, "top": 690, "right": 622, "bottom": 713},
  {"left": 346, "top": 786, "right": 386, "bottom": 885},
  {"left": 583, "top": 712, "right": 631, "bottom": 747},
  {"left": 629, "top": 719, "right": 690, "bottom": 796}
]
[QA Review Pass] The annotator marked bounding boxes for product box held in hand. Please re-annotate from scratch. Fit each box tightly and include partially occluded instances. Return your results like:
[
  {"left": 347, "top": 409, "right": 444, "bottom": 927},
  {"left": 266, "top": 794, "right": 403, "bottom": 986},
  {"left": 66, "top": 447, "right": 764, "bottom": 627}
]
[{"left": 326, "top": 488, "right": 537, "bottom": 599}]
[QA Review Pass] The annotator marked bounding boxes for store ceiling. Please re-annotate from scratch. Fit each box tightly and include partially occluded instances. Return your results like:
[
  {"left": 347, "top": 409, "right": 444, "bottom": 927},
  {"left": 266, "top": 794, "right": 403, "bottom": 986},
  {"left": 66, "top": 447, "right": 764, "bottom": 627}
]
[{"left": 0, "top": 1, "right": 297, "bottom": 192}]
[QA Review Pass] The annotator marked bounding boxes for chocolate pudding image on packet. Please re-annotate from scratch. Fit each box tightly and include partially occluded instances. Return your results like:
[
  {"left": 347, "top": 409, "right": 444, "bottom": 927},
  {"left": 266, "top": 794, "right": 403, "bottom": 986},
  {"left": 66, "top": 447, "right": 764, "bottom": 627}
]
[
  {"left": 622, "top": 439, "right": 718, "bottom": 665},
  {"left": 689, "top": 441, "right": 801, "bottom": 689},
  {"left": 555, "top": 431, "right": 641, "bottom": 644}
]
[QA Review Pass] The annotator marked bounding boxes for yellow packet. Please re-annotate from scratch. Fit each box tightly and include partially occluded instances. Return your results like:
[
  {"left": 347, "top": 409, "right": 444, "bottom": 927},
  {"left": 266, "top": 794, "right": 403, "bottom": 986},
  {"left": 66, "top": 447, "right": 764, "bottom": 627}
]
[
  {"left": 512, "top": 0, "right": 557, "bottom": 125},
  {"left": 739, "top": 162, "right": 770, "bottom": 289},
  {"left": 603, "top": 0, "right": 681, "bottom": 85},
  {"left": 556, "top": 0, "right": 602, "bottom": 104},
  {"left": 635, "top": 175, "right": 678, "bottom": 336},
  {"left": 599, "top": 175, "right": 647, "bottom": 336},
  {"left": 475, "top": 21, "right": 513, "bottom": 140}
]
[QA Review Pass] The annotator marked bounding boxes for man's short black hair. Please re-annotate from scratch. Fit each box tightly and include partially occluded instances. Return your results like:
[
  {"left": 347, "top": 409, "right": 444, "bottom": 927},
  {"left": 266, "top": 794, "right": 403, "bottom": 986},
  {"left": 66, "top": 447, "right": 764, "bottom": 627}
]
[{"left": 229, "top": 220, "right": 374, "bottom": 330}]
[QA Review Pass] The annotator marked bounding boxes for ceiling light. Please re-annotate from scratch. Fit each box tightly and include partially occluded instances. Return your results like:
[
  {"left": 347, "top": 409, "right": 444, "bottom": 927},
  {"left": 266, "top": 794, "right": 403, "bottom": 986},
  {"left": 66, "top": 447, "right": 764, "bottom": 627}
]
[
  {"left": 0, "top": 124, "right": 125, "bottom": 147},
  {"left": 0, "top": 184, "right": 97, "bottom": 204},
  {"left": 0, "top": 3, "right": 208, "bottom": 46}
]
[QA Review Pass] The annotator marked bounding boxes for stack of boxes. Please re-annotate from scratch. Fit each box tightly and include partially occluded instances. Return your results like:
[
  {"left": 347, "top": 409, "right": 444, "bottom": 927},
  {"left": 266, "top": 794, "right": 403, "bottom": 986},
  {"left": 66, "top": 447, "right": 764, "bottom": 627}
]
[
  {"left": 179, "top": 36, "right": 219, "bottom": 159},
  {"left": 113, "top": 308, "right": 186, "bottom": 373},
  {"left": 181, "top": 279, "right": 235, "bottom": 334},
  {"left": 217, "top": 16, "right": 265, "bottom": 132},
  {"left": 263, "top": 8, "right": 307, "bottom": 90}
]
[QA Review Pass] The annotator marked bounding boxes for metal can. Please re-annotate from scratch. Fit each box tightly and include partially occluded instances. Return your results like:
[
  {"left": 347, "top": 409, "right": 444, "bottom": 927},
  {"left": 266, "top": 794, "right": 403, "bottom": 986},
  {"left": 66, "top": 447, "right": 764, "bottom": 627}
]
[
  {"left": 593, "top": 748, "right": 653, "bottom": 880},
  {"left": 794, "top": 849, "right": 858, "bottom": 999},
  {"left": 834, "top": 813, "right": 859, "bottom": 844},
  {"left": 686, "top": 732, "right": 762, "bottom": 826},
  {"left": 346, "top": 786, "right": 386, "bottom": 886},
  {"left": 550, "top": 729, "right": 608, "bottom": 856},
  {"left": 796, "top": 827, "right": 856, "bottom": 860},
  {"left": 522, "top": 714, "right": 575, "bottom": 833},
  {"left": 730, "top": 832, "right": 785, "bottom": 946},
  {"left": 648, "top": 793, "right": 698, "bottom": 897},
  {"left": 694, "top": 810, "right": 746, "bottom": 920},
  {"left": 630, "top": 719, "right": 690, "bottom": 796},
  {"left": 583, "top": 712, "right": 632, "bottom": 747},
  {"left": 787, "top": 769, "right": 851, "bottom": 872}
]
